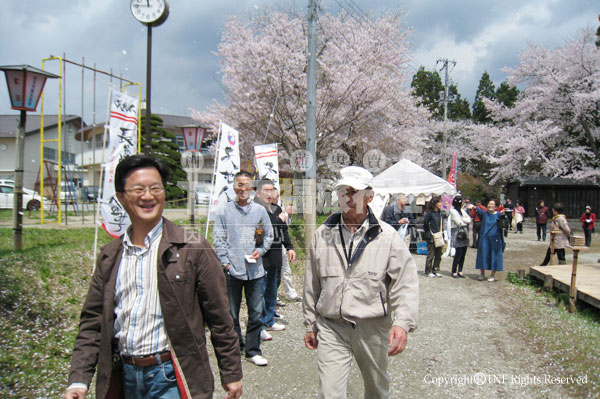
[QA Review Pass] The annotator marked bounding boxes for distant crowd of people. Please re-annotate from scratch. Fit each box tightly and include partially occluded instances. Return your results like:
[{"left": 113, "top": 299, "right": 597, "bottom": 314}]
[{"left": 382, "top": 193, "right": 597, "bottom": 280}]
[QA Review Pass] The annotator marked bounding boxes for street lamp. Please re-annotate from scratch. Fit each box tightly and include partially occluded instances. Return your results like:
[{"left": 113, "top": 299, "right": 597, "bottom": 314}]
[
  {"left": 180, "top": 125, "right": 205, "bottom": 225},
  {"left": 0, "top": 65, "right": 59, "bottom": 250}
]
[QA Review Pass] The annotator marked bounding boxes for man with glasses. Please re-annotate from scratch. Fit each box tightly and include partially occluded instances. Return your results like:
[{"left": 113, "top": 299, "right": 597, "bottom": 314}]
[
  {"left": 214, "top": 171, "right": 274, "bottom": 366},
  {"left": 65, "top": 154, "right": 243, "bottom": 399},
  {"left": 303, "top": 166, "right": 419, "bottom": 399}
]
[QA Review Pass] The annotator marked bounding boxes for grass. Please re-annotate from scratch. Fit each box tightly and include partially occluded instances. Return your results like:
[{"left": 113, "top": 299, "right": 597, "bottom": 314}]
[
  {"left": 0, "top": 227, "right": 112, "bottom": 398},
  {"left": 505, "top": 272, "right": 600, "bottom": 397}
]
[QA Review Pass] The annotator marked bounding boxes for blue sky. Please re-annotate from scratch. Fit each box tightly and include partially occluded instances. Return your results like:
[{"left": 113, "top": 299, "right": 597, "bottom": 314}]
[{"left": 0, "top": 0, "right": 597, "bottom": 123}]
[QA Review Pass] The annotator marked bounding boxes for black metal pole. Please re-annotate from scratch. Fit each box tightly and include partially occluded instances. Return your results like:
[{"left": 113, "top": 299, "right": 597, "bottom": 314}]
[{"left": 145, "top": 24, "right": 152, "bottom": 154}]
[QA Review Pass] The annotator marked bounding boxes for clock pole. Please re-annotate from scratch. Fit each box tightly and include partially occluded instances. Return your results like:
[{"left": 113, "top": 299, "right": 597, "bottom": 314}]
[
  {"left": 130, "top": 0, "right": 169, "bottom": 154},
  {"left": 145, "top": 24, "right": 152, "bottom": 154}
]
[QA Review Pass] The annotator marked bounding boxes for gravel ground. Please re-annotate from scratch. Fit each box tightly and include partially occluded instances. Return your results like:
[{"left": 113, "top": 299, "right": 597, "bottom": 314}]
[{"left": 207, "top": 222, "right": 597, "bottom": 398}]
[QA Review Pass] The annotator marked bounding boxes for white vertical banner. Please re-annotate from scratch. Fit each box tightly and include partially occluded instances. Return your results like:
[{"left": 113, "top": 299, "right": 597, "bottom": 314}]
[
  {"left": 209, "top": 122, "right": 240, "bottom": 217},
  {"left": 254, "top": 143, "right": 280, "bottom": 191},
  {"left": 100, "top": 90, "right": 139, "bottom": 237}
]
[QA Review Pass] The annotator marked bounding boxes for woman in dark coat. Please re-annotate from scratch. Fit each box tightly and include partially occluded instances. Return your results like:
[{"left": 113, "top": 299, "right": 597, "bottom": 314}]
[
  {"left": 468, "top": 199, "right": 506, "bottom": 282},
  {"left": 423, "top": 195, "right": 444, "bottom": 277}
]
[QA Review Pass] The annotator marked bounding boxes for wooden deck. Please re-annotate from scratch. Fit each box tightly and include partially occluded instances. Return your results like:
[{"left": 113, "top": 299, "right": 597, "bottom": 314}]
[{"left": 529, "top": 263, "right": 600, "bottom": 310}]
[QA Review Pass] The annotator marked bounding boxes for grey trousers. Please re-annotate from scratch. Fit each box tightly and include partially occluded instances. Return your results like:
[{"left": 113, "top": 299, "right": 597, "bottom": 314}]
[{"left": 316, "top": 316, "right": 391, "bottom": 399}]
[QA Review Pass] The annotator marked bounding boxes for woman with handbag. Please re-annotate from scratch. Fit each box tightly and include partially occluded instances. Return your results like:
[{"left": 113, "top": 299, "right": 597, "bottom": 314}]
[
  {"left": 423, "top": 195, "right": 445, "bottom": 278},
  {"left": 468, "top": 199, "right": 506, "bottom": 282},
  {"left": 449, "top": 196, "right": 472, "bottom": 278}
]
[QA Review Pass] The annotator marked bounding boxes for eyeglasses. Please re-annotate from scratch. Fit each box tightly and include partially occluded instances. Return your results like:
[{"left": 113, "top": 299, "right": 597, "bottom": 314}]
[{"left": 124, "top": 185, "right": 165, "bottom": 196}]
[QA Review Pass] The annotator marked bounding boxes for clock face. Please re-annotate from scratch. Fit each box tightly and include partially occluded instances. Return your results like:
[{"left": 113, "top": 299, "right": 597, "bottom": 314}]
[{"left": 130, "top": 0, "right": 167, "bottom": 24}]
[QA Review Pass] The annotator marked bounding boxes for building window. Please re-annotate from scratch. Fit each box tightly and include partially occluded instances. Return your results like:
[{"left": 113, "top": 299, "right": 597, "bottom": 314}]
[
  {"left": 87, "top": 134, "right": 108, "bottom": 149},
  {"left": 62, "top": 151, "right": 76, "bottom": 164},
  {"left": 176, "top": 136, "right": 185, "bottom": 151},
  {"left": 44, "top": 146, "right": 57, "bottom": 161}
]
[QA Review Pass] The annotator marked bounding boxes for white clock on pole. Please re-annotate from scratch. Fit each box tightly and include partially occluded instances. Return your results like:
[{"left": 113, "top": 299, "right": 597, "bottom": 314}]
[{"left": 130, "top": 0, "right": 169, "bottom": 26}]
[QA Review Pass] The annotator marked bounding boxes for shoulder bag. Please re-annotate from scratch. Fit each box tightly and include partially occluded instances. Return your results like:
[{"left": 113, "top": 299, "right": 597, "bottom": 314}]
[{"left": 432, "top": 217, "right": 445, "bottom": 247}]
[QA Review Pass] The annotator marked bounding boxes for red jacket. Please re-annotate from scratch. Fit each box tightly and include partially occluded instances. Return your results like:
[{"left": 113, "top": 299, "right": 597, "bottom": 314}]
[
  {"left": 536, "top": 206, "right": 551, "bottom": 224},
  {"left": 581, "top": 212, "right": 596, "bottom": 231}
]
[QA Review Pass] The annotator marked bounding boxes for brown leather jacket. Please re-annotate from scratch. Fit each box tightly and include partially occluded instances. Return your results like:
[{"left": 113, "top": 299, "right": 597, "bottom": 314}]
[{"left": 67, "top": 218, "right": 242, "bottom": 399}]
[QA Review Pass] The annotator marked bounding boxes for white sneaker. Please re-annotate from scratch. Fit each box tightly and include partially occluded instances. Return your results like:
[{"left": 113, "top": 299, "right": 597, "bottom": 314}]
[
  {"left": 266, "top": 322, "right": 286, "bottom": 331},
  {"left": 260, "top": 330, "right": 272, "bottom": 341},
  {"left": 427, "top": 273, "right": 436, "bottom": 278},
  {"left": 274, "top": 312, "right": 284, "bottom": 320},
  {"left": 247, "top": 355, "right": 268, "bottom": 366},
  {"left": 435, "top": 273, "right": 443, "bottom": 278}
]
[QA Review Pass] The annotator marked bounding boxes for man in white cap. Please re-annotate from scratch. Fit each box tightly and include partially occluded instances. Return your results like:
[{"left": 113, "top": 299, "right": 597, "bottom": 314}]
[{"left": 303, "top": 166, "right": 419, "bottom": 399}]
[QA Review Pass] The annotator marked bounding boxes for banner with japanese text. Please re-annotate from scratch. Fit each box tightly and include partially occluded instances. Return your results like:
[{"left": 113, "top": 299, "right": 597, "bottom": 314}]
[
  {"left": 209, "top": 122, "right": 240, "bottom": 217},
  {"left": 100, "top": 90, "right": 138, "bottom": 237},
  {"left": 447, "top": 151, "right": 457, "bottom": 188},
  {"left": 254, "top": 143, "right": 279, "bottom": 192}
]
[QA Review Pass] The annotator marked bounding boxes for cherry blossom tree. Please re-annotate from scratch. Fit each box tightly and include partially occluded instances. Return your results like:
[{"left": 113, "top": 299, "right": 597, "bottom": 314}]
[
  {"left": 191, "top": 8, "right": 429, "bottom": 175},
  {"left": 459, "top": 29, "right": 600, "bottom": 184}
]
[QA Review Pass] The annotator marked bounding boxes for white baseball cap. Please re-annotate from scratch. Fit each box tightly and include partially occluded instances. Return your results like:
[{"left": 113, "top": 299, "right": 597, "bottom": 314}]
[{"left": 333, "top": 166, "right": 373, "bottom": 191}]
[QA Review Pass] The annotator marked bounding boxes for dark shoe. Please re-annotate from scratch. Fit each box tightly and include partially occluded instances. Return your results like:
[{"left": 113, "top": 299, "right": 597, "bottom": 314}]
[
  {"left": 276, "top": 300, "right": 286, "bottom": 307},
  {"left": 452, "top": 273, "right": 458, "bottom": 278}
]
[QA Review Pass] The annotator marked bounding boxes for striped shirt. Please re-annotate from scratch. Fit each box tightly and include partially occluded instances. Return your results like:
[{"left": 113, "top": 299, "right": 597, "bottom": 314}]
[{"left": 113, "top": 220, "right": 169, "bottom": 356}]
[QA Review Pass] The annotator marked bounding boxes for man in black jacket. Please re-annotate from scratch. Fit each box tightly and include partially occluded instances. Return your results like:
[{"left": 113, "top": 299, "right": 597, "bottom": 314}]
[
  {"left": 381, "top": 194, "right": 417, "bottom": 230},
  {"left": 255, "top": 180, "right": 296, "bottom": 339}
]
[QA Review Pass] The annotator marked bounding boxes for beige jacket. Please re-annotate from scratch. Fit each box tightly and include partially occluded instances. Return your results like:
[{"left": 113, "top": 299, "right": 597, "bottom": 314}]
[
  {"left": 551, "top": 214, "right": 571, "bottom": 249},
  {"left": 303, "top": 210, "right": 419, "bottom": 334}
]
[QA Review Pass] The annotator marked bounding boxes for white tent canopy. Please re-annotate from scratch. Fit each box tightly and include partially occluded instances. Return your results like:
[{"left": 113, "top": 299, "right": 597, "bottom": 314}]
[{"left": 372, "top": 159, "right": 457, "bottom": 196}]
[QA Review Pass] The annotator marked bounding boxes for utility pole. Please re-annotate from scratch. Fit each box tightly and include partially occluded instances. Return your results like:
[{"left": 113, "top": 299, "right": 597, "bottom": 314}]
[
  {"left": 305, "top": 0, "right": 318, "bottom": 253},
  {"left": 436, "top": 58, "right": 456, "bottom": 179}
]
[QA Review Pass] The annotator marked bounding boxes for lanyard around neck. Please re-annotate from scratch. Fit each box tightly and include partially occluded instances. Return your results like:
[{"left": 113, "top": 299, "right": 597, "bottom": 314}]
[{"left": 338, "top": 222, "right": 354, "bottom": 267}]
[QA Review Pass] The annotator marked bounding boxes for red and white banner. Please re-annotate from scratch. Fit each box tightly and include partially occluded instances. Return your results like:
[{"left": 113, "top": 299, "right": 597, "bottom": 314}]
[
  {"left": 447, "top": 151, "right": 457, "bottom": 188},
  {"left": 254, "top": 143, "right": 279, "bottom": 191},
  {"left": 100, "top": 90, "right": 138, "bottom": 237},
  {"left": 209, "top": 122, "right": 240, "bottom": 216}
]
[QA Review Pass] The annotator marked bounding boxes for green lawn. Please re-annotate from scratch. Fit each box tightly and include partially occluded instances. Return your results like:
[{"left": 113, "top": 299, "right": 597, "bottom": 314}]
[{"left": 0, "top": 227, "right": 112, "bottom": 398}]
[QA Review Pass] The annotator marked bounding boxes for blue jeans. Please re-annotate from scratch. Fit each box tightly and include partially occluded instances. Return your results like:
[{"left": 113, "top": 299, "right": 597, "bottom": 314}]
[
  {"left": 537, "top": 223, "right": 547, "bottom": 241},
  {"left": 225, "top": 272, "right": 263, "bottom": 358},
  {"left": 122, "top": 356, "right": 179, "bottom": 399},
  {"left": 261, "top": 267, "right": 279, "bottom": 328}
]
